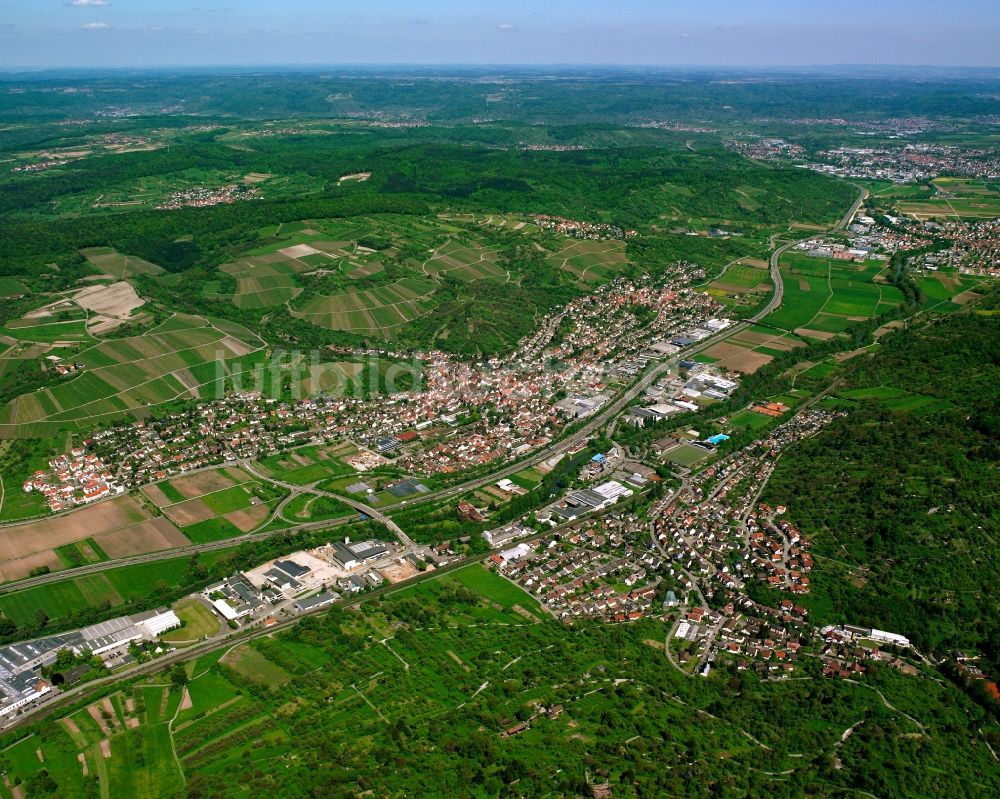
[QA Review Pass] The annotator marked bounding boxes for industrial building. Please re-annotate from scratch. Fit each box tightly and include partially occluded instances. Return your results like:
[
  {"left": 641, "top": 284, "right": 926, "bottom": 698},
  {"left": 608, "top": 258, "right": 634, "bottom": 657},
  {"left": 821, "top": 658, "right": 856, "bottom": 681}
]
[{"left": 0, "top": 608, "right": 180, "bottom": 718}]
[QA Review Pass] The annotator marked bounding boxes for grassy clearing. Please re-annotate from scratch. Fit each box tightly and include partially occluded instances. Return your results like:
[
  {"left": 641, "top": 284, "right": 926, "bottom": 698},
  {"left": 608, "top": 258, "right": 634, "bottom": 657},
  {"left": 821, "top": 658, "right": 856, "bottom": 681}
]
[
  {"left": 162, "top": 597, "right": 220, "bottom": 643},
  {"left": 221, "top": 644, "right": 292, "bottom": 687}
]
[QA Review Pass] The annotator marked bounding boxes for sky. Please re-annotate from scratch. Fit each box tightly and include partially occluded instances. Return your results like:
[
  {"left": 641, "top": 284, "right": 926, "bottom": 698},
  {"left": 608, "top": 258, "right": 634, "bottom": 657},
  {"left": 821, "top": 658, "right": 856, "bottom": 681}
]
[{"left": 0, "top": 0, "right": 998, "bottom": 69}]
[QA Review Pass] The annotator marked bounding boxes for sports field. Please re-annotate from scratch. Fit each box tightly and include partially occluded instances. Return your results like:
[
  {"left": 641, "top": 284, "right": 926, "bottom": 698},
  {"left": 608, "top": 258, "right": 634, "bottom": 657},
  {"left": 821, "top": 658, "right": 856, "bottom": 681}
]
[{"left": 662, "top": 443, "right": 710, "bottom": 467}]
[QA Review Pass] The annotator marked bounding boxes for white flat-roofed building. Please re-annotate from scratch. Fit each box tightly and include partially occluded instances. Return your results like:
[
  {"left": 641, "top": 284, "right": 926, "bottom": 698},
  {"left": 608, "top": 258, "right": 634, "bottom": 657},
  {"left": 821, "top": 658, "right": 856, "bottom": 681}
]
[
  {"left": 869, "top": 628, "right": 910, "bottom": 647},
  {"left": 592, "top": 481, "right": 633, "bottom": 503},
  {"left": 133, "top": 608, "right": 182, "bottom": 638},
  {"left": 499, "top": 543, "right": 532, "bottom": 563},
  {"left": 211, "top": 599, "right": 243, "bottom": 621}
]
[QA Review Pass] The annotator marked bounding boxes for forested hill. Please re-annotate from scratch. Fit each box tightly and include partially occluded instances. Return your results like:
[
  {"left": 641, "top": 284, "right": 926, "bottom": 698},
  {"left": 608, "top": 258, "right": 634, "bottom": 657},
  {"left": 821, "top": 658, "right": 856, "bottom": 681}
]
[{"left": 763, "top": 298, "right": 1000, "bottom": 668}]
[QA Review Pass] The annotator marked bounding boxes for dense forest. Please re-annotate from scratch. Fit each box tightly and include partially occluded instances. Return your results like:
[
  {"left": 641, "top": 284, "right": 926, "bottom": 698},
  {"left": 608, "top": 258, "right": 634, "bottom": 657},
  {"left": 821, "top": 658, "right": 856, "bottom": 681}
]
[
  {"left": 764, "top": 302, "right": 1000, "bottom": 668},
  {"left": 2, "top": 68, "right": 998, "bottom": 123}
]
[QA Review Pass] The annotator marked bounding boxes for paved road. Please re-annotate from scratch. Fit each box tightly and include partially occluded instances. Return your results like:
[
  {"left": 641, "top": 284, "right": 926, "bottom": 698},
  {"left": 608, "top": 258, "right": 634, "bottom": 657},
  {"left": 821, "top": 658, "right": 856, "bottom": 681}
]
[
  {"left": 239, "top": 461, "right": 416, "bottom": 548},
  {"left": 751, "top": 186, "right": 867, "bottom": 323},
  {"left": 0, "top": 188, "right": 873, "bottom": 727},
  {"left": 0, "top": 190, "right": 866, "bottom": 596},
  {"left": 0, "top": 488, "right": 639, "bottom": 733}
]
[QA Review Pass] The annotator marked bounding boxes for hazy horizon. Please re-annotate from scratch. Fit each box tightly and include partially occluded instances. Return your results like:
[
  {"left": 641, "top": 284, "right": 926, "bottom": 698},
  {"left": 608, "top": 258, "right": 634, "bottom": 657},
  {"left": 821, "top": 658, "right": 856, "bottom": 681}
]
[{"left": 0, "top": 0, "right": 998, "bottom": 69}]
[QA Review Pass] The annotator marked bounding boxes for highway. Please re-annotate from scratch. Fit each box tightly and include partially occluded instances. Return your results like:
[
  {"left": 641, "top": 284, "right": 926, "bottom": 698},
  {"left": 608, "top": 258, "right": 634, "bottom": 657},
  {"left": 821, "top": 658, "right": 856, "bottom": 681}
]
[
  {"left": 0, "top": 320, "right": 750, "bottom": 598},
  {"left": 0, "top": 488, "right": 642, "bottom": 734},
  {"left": 238, "top": 460, "right": 417, "bottom": 547},
  {"left": 0, "top": 188, "right": 875, "bottom": 730},
  {"left": 0, "top": 189, "right": 868, "bottom": 599},
  {"left": 752, "top": 185, "right": 866, "bottom": 323},
  {"left": 0, "top": 188, "right": 869, "bottom": 603}
]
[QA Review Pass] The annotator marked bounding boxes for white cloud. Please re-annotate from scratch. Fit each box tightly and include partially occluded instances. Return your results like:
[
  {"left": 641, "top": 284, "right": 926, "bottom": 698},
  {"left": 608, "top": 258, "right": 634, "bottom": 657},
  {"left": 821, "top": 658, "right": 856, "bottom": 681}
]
[
  {"left": 70, "top": 1, "right": 110, "bottom": 6},
  {"left": 498, "top": 22, "right": 513, "bottom": 30},
  {"left": 81, "top": 21, "right": 111, "bottom": 29}
]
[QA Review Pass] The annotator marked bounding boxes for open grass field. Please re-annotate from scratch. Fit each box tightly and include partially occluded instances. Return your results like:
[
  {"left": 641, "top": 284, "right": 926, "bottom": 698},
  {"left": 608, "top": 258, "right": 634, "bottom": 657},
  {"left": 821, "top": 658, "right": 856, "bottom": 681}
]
[
  {"left": 0, "top": 314, "right": 263, "bottom": 432},
  {"left": 1, "top": 318, "right": 93, "bottom": 344},
  {"left": 449, "top": 563, "right": 546, "bottom": 618},
  {"left": 916, "top": 270, "right": 992, "bottom": 312},
  {"left": 0, "top": 277, "right": 28, "bottom": 297},
  {"left": 161, "top": 597, "right": 221, "bottom": 643},
  {"left": 221, "top": 643, "right": 293, "bottom": 687},
  {"left": 897, "top": 197, "right": 1000, "bottom": 220},
  {"left": 257, "top": 443, "right": 358, "bottom": 485},
  {"left": 180, "top": 517, "right": 244, "bottom": 544},
  {"left": 81, "top": 247, "right": 166, "bottom": 279}
]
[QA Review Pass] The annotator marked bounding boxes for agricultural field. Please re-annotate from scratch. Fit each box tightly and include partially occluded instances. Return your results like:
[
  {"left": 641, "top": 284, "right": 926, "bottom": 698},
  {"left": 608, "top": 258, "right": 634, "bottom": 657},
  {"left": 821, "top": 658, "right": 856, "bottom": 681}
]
[
  {"left": 763, "top": 252, "right": 908, "bottom": 338},
  {"left": 196, "top": 212, "right": 635, "bottom": 347},
  {"left": 81, "top": 247, "right": 166, "bottom": 279},
  {"left": 916, "top": 269, "right": 992, "bottom": 313},
  {"left": 141, "top": 466, "right": 280, "bottom": 539},
  {"left": 0, "top": 314, "right": 263, "bottom": 434},
  {"left": 2, "top": 556, "right": 985, "bottom": 798},
  {"left": 422, "top": 238, "right": 506, "bottom": 282},
  {"left": 292, "top": 276, "right": 439, "bottom": 336},
  {"left": 255, "top": 442, "right": 359, "bottom": 485},
  {"left": 3, "top": 278, "right": 152, "bottom": 341},
  {"left": 0, "top": 547, "right": 237, "bottom": 626},
  {"left": 545, "top": 238, "right": 630, "bottom": 283},
  {"left": 41, "top": 168, "right": 290, "bottom": 219},
  {"left": 703, "top": 258, "right": 774, "bottom": 317},
  {"left": 0, "top": 494, "right": 191, "bottom": 584},
  {"left": 893, "top": 178, "right": 1000, "bottom": 220}
]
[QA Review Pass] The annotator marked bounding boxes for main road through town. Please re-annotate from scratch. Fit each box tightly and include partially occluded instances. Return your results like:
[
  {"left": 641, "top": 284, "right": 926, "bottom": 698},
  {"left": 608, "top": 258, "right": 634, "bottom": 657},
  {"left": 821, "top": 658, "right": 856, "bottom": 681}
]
[{"left": 0, "top": 188, "right": 866, "bottom": 597}]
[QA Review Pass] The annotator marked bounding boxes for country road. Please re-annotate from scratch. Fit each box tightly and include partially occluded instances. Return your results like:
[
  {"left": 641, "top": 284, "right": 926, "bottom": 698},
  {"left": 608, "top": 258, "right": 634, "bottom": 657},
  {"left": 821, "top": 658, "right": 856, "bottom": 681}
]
[
  {"left": 752, "top": 185, "right": 867, "bottom": 323},
  {"left": 0, "top": 189, "right": 865, "bottom": 603},
  {"left": 239, "top": 460, "right": 416, "bottom": 548}
]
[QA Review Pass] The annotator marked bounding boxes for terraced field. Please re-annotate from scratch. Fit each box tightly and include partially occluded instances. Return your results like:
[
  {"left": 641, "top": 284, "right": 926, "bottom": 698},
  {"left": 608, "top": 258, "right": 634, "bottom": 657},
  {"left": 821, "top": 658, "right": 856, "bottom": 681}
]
[
  {"left": 422, "top": 239, "right": 506, "bottom": 282},
  {"left": 291, "top": 277, "right": 438, "bottom": 336},
  {"left": 545, "top": 239, "right": 629, "bottom": 283},
  {"left": 0, "top": 315, "right": 263, "bottom": 432}
]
